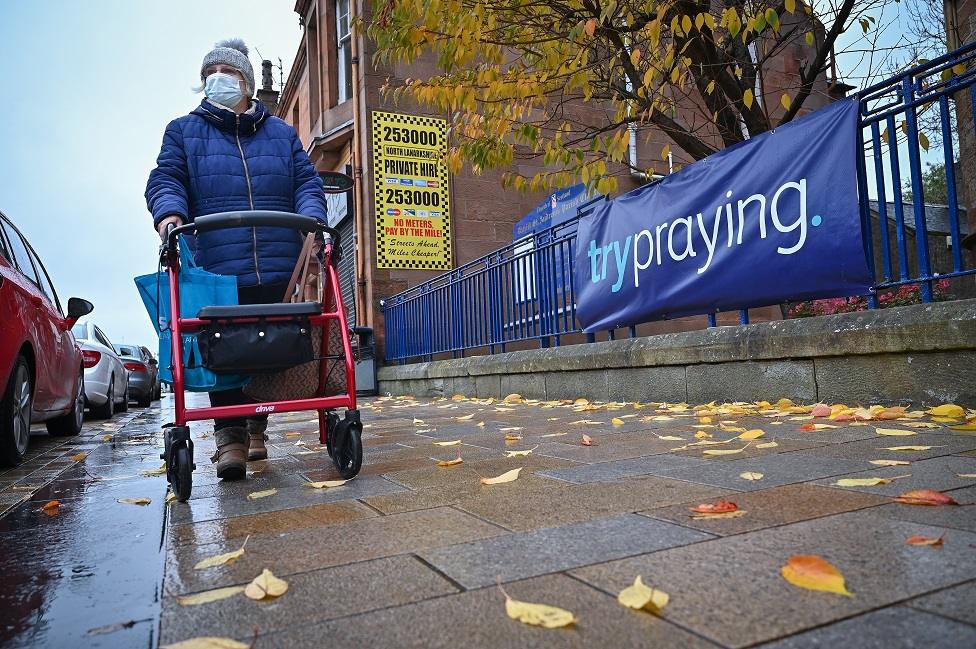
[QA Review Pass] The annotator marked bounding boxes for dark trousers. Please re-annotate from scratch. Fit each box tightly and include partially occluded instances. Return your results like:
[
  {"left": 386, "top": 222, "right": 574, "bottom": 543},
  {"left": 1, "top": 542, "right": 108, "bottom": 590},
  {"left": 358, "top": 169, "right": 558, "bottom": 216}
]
[{"left": 210, "top": 282, "right": 288, "bottom": 431}]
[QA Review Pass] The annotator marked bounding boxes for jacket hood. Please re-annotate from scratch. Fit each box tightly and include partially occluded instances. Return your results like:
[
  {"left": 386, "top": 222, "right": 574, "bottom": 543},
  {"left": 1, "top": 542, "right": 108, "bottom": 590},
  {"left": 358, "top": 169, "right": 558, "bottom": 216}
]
[{"left": 191, "top": 98, "right": 269, "bottom": 134}]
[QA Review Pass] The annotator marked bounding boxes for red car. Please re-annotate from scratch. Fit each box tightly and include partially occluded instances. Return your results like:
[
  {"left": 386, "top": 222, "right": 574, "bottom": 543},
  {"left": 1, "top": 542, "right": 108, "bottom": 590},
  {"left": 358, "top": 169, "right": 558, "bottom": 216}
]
[{"left": 0, "top": 211, "right": 93, "bottom": 466}]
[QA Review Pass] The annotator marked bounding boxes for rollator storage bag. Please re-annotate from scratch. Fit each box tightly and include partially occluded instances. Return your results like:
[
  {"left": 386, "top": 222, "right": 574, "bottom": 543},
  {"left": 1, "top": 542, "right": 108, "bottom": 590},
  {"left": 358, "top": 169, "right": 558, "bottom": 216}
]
[{"left": 198, "top": 320, "right": 315, "bottom": 375}]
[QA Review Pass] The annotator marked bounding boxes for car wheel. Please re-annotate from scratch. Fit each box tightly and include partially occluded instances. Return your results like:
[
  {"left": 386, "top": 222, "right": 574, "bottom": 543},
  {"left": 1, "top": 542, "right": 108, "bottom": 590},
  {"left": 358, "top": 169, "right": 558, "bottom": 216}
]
[
  {"left": 47, "top": 368, "right": 84, "bottom": 436},
  {"left": 0, "top": 356, "right": 33, "bottom": 467},
  {"left": 91, "top": 377, "right": 114, "bottom": 419},
  {"left": 118, "top": 381, "right": 129, "bottom": 413},
  {"left": 137, "top": 390, "right": 151, "bottom": 408}
]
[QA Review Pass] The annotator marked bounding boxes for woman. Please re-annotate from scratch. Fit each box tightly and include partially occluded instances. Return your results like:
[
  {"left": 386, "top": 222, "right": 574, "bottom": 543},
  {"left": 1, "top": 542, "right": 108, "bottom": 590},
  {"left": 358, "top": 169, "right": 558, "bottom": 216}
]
[{"left": 145, "top": 39, "right": 327, "bottom": 480}]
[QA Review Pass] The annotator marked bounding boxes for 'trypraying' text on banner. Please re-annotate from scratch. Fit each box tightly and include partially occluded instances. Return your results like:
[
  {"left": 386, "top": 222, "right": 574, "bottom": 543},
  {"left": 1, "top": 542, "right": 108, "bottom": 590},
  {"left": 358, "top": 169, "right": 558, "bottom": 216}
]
[{"left": 574, "top": 99, "right": 872, "bottom": 332}]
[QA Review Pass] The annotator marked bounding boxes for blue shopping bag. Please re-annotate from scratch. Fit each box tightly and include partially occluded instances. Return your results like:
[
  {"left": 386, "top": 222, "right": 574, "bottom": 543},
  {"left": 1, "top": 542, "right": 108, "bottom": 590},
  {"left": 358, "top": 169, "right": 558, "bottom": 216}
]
[{"left": 134, "top": 237, "right": 247, "bottom": 391}]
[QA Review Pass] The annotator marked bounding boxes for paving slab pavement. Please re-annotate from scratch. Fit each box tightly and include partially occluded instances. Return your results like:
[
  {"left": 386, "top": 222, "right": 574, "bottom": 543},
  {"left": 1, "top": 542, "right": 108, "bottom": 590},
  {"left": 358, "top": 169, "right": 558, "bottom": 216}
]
[{"left": 6, "top": 392, "right": 976, "bottom": 647}]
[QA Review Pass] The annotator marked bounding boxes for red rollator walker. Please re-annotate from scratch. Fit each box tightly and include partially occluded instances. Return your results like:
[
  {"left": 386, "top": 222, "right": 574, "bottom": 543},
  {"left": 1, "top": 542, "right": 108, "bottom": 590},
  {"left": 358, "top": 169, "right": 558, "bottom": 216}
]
[{"left": 159, "top": 211, "right": 363, "bottom": 502}]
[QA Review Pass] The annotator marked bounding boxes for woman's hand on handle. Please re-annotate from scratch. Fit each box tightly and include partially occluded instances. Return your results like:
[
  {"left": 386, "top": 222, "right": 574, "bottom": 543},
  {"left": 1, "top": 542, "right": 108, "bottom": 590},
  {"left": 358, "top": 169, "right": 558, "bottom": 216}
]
[{"left": 157, "top": 215, "right": 184, "bottom": 240}]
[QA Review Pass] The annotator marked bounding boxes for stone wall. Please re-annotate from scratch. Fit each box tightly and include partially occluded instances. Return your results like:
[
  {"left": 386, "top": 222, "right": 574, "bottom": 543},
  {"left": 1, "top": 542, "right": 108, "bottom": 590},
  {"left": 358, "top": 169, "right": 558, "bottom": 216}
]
[{"left": 378, "top": 299, "right": 976, "bottom": 406}]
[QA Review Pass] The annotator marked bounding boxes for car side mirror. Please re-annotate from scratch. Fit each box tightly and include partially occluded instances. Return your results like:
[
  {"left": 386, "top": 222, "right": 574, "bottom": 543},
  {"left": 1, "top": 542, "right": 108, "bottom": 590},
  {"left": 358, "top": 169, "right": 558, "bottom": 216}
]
[{"left": 66, "top": 297, "right": 94, "bottom": 326}]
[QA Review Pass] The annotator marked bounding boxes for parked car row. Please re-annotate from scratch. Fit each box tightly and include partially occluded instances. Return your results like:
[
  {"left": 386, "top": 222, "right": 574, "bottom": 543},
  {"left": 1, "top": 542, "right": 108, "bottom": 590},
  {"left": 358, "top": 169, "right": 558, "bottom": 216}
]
[{"left": 0, "top": 210, "right": 160, "bottom": 466}]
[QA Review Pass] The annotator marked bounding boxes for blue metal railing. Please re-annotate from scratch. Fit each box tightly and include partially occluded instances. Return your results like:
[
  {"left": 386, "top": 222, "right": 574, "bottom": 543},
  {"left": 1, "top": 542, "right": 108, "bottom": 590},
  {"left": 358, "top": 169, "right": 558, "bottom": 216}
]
[{"left": 384, "top": 42, "right": 976, "bottom": 363}]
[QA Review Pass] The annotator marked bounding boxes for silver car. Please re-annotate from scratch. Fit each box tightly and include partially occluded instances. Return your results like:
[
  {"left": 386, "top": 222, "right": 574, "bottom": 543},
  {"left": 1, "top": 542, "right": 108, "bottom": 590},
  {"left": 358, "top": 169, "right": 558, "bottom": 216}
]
[
  {"left": 113, "top": 343, "right": 157, "bottom": 408},
  {"left": 71, "top": 321, "right": 129, "bottom": 418}
]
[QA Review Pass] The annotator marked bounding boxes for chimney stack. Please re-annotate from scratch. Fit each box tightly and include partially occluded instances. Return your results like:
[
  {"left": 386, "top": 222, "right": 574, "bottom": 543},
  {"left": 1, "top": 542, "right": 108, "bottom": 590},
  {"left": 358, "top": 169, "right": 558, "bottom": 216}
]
[{"left": 256, "top": 59, "right": 280, "bottom": 114}]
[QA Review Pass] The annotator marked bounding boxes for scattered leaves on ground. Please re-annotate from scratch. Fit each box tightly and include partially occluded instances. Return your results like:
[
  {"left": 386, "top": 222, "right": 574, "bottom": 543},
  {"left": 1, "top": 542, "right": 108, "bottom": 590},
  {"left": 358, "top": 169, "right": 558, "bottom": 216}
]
[
  {"left": 882, "top": 445, "right": 939, "bottom": 451},
  {"left": 455, "top": 414, "right": 475, "bottom": 421},
  {"left": 869, "top": 460, "right": 911, "bottom": 466},
  {"left": 505, "top": 446, "right": 537, "bottom": 457},
  {"left": 166, "top": 492, "right": 177, "bottom": 504},
  {"left": 481, "top": 468, "right": 522, "bottom": 485},
  {"left": 161, "top": 637, "right": 250, "bottom": 649},
  {"left": 143, "top": 463, "right": 167, "bottom": 477},
  {"left": 740, "top": 471, "right": 764, "bottom": 481},
  {"left": 194, "top": 537, "right": 248, "bottom": 570},
  {"left": 247, "top": 489, "right": 277, "bottom": 500},
  {"left": 502, "top": 588, "right": 576, "bottom": 628},
  {"left": 927, "top": 404, "right": 965, "bottom": 418},
  {"left": 875, "top": 428, "right": 916, "bottom": 437},
  {"left": 797, "top": 424, "right": 837, "bottom": 431},
  {"left": 756, "top": 441, "right": 779, "bottom": 449},
  {"left": 811, "top": 404, "right": 832, "bottom": 417},
  {"left": 958, "top": 473, "right": 976, "bottom": 478},
  {"left": 691, "top": 509, "right": 747, "bottom": 520},
  {"left": 244, "top": 569, "right": 288, "bottom": 600},
  {"left": 581, "top": 435, "right": 594, "bottom": 446},
  {"left": 895, "top": 489, "right": 960, "bottom": 506},
  {"left": 305, "top": 479, "right": 349, "bottom": 488},
  {"left": 781, "top": 555, "right": 853, "bottom": 596},
  {"left": 738, "top": 429, "right": 765, "bottom": 440},
  {"left": 41, "top": 500, "right": 61, "bottom": 514},
  {"left": 690, "top": 499, "right": 738, "bottom": 514},
  {"left": 905, "top": 533, "right": 945, "bottom": 547},
  {"left": 703, "top": 443, "right": 751, "bottom": 456},
  {"left": 434, "top": 440, "right": 461, "bottom": 446},
  {"left": 832, "top": 475, "right": 909, "bottom": 487},
  {"left": 70, "top": 452, "right": 89, "bottom": 462},
  {"left": 617, "top": 576, "right": 669, "bottom": 614},
  {"left": 540, "top": 432, "right": 567, "bottom": 437},
  {"left": 102, "top": 434, "right": 113, "bottom": 442},
  {"left": 118, "top": 497, "right": 151, "bottom": 506},
  {"left": 437, "top": 454, "right": 464, "bottom": 467},
  {"left": 949, "top": 421, "right": 976, "bottom": 431},
  {"left": 177, "top": 586, "right": 246, "bottom": 606}
]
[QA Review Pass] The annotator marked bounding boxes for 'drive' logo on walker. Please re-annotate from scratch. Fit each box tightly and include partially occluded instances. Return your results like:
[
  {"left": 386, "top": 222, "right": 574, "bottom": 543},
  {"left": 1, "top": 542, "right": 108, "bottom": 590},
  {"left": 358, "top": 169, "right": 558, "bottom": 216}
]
[{"left": 255, "top": 405, "right": 275, "bottom": 414}]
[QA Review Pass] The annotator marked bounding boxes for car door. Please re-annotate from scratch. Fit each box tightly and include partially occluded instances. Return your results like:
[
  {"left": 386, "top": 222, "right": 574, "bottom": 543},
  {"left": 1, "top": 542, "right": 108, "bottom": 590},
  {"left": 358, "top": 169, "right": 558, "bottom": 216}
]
[
  {"left": 26, "top": 244, "right": 76, "bottom": 412},
  {"left": 0, "top": 219, "right": 57, "bottom": 410},
  {"left": 93, "top": 326, "right": 125, "bottom": 397}
]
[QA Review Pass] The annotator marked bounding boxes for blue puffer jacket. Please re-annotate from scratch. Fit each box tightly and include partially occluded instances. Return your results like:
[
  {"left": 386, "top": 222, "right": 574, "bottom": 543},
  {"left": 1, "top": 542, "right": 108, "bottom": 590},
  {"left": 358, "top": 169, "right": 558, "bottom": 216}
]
[{"left": 145, "top": 99, "right": 327, "bottom": 287}]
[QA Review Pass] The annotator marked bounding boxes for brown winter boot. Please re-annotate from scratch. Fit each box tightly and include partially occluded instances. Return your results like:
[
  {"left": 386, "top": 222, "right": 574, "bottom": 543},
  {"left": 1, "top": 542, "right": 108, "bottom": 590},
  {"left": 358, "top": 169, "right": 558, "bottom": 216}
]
[
  {"left": 246, "top": 419, "right": 269, "bottom": 461},
  {"left": 210, "top": 426, "right": 247, "bottom": 480}
]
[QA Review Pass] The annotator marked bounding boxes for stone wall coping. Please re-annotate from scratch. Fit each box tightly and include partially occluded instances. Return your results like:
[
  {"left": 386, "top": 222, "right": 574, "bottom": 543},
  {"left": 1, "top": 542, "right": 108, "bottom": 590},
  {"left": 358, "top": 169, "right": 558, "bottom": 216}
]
[{"left": 379, "top": 299, "right": 976, "bottom": 381}]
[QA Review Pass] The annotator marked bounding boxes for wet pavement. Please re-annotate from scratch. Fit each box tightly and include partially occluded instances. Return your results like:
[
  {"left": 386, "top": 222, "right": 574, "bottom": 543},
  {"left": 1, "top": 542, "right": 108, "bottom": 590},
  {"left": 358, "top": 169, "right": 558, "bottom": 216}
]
[
  {"left": 3, "top": 393, "right": 976, "bottom": 648},
  {"left": 0, "top": 403, "right": 170, "bottom": 649}
]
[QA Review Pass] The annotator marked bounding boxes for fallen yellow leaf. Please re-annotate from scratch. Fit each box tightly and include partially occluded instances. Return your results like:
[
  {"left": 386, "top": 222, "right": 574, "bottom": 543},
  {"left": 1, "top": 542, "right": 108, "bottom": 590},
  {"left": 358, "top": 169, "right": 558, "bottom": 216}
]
[
  {"left": 452, "top": 394, "right": 466, "bottom": 401},
  {"left": 143, "top": 463, "right": 167, "bottom": 477},
  {"left": 905, "top": 534, "right": 945, "bottom": 547},
  {"left": 901, "top": 422, "right": 940, "bottom": 429},
  {"left": 161, "top": 638, "right": 250, "bottom": 649},
  {"left": 703, "top": 443, "right": 751, "bottom": 456},
  {"left": 247, "top": 489, "right": 277, "bottom": 500},
  {"left": 958, "top": 473, "right": 976, "bottom": 478},
  {"left": 70, "top": 452, "right": 89, "bottom": 462},
  {"left": 504, "top": 434, "right": 523, "bottom": 442},
  {"left": 177, "top": 586, "right": 246, "bottom": 606},
  {"left": 504, "top": 593, "right": 576, "bottom": 628},
  {"left": 719, "top": 424, "right": 748, "bottom": 433},
  {"left": 738, "top": 429, "right": 765, "bottom": 440},
  {"left": 117, "top": 497, "right": 151, "bottom": 506},
  {"left": 413, "top": 418, "right": 425, "bottom": 425},
  {"left": 694, "top": 431, "right": 713, "bottom": 439},
  {"left": 455, "top": 414, "right": 475, "bottom": 421},
  {"left": 540, "top": 432, "right": 568, "bottom": 437},
  {"left": 611, "top": 417, "right": 625, "bottom": 426},
  {"left": 503, "top": 393, "right": 524, "bottom": 404},
  {"left": 305, "top": 479, "right": 349, "bottom": 488},
  {"left": 617, "top": 575, "right": 669, "bottom": 614},
  {"left": 434, "top": 440, "right": 462, "bottom": 446},
  {"left": 740, "top": 471, "right": 764, "bottom": 481},
  {"left": 927, "top": 404, "right": 965, "bottom": 418},
  {"left": 756, "top": 441, "right": 779, "bottom": 449},
  {"left": 41, "top": 500, "right": 61, "bottom": 512},
  {"left": 505, "top": 446, "right": 538, "bottom": 458},
  {"left": 102, "top": 434, "right": 113, "bottom": 442},
  {"left": 285, "top": 432, "right": 302, "bottom": 437},
  {"left": 876, "top": 428, "right": 916, "bottom": 437},
  {"left": 437, "top": 456, "right": 464, "bottom": 467},
  {"left": 869, "top": 459, "right": 911, "bottom": 466},
  {"left": 655, "top": 435, "right": 685, "bottom": 441},
  {"left": 781, "top": 555, "right": 852, "bottom": 596},
  {"left": 166, "top": 492, "right": 177, "bottom": 504},
  {"left": 833, "top": 475, "right": 909, "bottom": 487},
  {"left": 194, "top": 537, "right": 248, "bottom": 570},
  {"left": 244, "top": 568, "right": 288, "bottom": 600},
  {"left": 481, "top": 468, "right": 522, "bottom": 485},
  {"left": 949, "top": 421, "right": 976, "bottom": 431},
  {"left": 883, "top": 445, "right": 939, "bottom": 451}
]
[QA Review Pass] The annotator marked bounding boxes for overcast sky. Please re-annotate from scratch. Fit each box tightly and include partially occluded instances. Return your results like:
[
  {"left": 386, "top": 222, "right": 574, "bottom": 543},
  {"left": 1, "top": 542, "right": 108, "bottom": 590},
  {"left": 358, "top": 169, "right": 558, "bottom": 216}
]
[{"left": 0, "top": 1, "right": 302, "bottom": 345}]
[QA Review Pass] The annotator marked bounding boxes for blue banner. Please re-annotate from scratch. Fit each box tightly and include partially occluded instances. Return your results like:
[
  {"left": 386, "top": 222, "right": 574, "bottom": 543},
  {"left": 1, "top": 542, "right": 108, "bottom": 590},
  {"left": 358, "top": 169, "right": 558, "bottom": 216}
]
[
  {"left": 514, "top": 183, "right": 596, "bottom": 240},
  {"left": 575, "top": 99, "right": 871, "bottom": 332}
]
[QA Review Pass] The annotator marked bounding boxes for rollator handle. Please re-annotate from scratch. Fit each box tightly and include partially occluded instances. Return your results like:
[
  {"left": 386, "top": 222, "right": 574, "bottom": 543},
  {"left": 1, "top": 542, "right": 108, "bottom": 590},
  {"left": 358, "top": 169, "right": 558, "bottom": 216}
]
[{"left": 167, "top": 211, "right": 341, "bottom": 250}]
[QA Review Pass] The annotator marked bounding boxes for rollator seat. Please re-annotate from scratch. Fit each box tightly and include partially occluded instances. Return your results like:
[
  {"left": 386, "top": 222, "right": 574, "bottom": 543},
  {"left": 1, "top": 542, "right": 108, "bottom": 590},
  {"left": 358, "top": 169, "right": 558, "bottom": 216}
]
[{"left": 197, "top": 301, "right": 323, "bottom": 319}]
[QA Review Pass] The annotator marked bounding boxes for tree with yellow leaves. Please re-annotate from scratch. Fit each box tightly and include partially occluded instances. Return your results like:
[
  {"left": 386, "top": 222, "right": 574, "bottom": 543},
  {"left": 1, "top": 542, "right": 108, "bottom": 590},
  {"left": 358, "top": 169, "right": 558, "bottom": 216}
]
[{"left": 369, "top": 0, "right": 912, "bottom": 194}]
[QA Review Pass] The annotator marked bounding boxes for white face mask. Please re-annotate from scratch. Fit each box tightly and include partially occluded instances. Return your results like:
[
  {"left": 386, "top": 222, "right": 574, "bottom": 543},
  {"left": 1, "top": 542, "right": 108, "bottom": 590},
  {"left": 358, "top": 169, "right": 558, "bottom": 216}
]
[{"left": 204, "top": 72, "right": 244, "bottom": 107}]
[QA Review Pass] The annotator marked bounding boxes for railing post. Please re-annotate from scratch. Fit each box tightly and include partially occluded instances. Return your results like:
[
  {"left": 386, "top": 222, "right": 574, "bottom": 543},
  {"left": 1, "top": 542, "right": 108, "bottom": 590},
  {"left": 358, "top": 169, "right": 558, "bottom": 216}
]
[
  {"left": 855, "top": 111, "right": 878, "bottom": 309},
  {"left": 533, "top": 232, "right": 551, "bottom": 348},
  {"left": 902, "top": 77, "right": 933, "bottom": 302}
]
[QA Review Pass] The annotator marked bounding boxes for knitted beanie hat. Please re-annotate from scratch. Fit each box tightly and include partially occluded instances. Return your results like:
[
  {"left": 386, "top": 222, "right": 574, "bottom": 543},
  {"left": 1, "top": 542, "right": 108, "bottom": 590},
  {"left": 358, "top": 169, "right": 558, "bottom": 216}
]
[{"left": 200, "top": 38, "right": 255, "bottom": 97}]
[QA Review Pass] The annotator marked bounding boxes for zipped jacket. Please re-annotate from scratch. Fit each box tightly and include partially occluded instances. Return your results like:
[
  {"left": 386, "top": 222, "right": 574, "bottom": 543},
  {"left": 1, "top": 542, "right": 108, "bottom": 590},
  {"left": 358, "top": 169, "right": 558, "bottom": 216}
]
[{"left": 145, "top": 99, "right": 327, "bottom": 287}]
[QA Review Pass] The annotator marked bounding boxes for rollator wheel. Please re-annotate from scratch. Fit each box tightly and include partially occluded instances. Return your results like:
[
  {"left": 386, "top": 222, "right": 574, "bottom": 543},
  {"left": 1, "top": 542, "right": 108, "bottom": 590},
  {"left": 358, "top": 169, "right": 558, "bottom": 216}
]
[
  {"left": 171, "top": 444, "right": 193, "bottom": 502},
  {"left": 331, "top": 420, "right": 362, "bottom": 479},
  {"left": 325, "top": 411, "right": 340, "bottom": 458}
]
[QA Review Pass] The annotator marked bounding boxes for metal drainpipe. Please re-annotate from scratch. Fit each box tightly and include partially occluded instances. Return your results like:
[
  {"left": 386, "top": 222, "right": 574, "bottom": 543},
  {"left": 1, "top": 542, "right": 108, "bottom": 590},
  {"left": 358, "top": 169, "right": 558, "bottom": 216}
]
[
  {"left": 350, "top": 0, "right": 368, "bottom": 326},
  {"left": 629, "top": 126, "right": 671, "bottom": 181}
]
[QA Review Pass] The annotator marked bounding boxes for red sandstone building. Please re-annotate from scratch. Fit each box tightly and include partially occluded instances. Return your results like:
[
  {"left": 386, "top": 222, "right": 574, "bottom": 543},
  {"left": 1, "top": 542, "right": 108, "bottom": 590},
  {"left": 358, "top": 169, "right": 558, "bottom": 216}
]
[{"left": 274, "top": 0, "right": 837, "bottom": 353}]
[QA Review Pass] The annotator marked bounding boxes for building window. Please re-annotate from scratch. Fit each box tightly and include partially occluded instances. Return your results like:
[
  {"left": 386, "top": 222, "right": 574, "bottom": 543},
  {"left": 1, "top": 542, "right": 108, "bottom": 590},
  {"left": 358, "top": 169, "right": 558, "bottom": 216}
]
[{"left": 336, "top": 0, "right": 352, "bottom": 103}]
